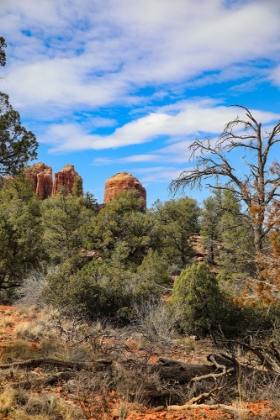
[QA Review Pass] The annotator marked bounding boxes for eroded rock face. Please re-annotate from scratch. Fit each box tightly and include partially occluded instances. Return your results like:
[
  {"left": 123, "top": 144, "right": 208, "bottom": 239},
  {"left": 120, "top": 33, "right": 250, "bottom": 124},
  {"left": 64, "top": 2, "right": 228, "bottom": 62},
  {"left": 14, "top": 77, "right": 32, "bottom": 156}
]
[
  {"left": 25, "top": 163, "right": 82, "bottom": 199},
  {"left": 25, "top": 162, "right": 53, "bottom": 199},
  {"left": 52, "top": 164, "right": 82, "bottom": 196},
  {"left": 104, "top": 172, "right": 146, "bottom": 208}
]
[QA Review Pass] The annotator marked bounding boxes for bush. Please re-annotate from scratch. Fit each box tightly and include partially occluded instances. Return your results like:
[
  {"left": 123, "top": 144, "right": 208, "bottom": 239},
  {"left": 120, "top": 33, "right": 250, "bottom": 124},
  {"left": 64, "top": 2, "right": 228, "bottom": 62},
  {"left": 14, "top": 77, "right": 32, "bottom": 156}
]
[
  {"left": 171, "top": 262, "right": 246, "bottom": 337},
  {"left": 41, "top": 256, "right": 162, "bottom": 321},
  {"left": 171, "top": 262, "right": 280, "bottom": 339},
  {"left": 132, "top": 298, "right": 181, "bottom": 345}
]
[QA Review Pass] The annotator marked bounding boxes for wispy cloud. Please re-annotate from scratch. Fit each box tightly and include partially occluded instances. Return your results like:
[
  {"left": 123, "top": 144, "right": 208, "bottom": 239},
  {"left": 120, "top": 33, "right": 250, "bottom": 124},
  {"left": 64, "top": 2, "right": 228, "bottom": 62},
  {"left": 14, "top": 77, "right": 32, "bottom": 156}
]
[
  {"left": 41, "top": 100, "right": 280, "bottom": 153},
  {"left": 131, "top": 166, "right": 184, "bottom": 184},
  {"left": 2, "top": 1, "right": 280, "bottom": 205},
  {"left": 2, "top": 0, "right": 280, "bottom": 116}
]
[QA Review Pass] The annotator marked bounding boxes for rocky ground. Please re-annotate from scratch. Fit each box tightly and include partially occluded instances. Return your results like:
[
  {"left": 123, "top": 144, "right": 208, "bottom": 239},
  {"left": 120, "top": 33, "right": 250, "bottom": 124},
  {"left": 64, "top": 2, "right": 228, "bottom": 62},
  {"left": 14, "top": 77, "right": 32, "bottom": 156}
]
[{"left": 0, "top": 304, "right": 279, "bottom": 420}]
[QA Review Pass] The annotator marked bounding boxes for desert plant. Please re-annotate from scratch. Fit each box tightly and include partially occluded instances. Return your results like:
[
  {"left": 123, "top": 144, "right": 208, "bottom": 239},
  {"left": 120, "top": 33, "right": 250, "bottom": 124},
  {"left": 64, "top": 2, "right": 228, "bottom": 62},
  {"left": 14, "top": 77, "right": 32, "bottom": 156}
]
[
  {"left": 75, "top": 372, "right": 113, "bottom": 420},
  {"left": 0, "top": 340, "right": 37, "bottom": 362},
  {"left": 132, "top": 298, "right": 181, "bottom": 346},
  {"left": 15, "top": 265, "right": 47, "bottom": 307}
]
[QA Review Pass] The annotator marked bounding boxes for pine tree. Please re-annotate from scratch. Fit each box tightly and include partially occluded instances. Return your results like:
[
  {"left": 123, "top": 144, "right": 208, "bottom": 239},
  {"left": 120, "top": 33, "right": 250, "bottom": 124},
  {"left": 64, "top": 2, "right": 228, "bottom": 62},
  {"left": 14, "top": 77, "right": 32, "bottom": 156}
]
[
  {"left": 200, "top": 190, "right": 223, "bottom": 265},
  {"left": 153, "top": 197, "right": 200, "bottom": 269}
]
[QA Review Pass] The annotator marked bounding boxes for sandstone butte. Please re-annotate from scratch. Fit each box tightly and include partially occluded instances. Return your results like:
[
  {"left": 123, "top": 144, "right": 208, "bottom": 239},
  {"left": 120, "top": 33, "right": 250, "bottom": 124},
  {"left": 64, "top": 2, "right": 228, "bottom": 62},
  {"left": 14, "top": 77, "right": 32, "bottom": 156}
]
[
  {"left": 26, "top": 163, "right": 82, "bottom": 199},
  {"left": 104, "top": 171, "right": 147, "bottom": 208}
]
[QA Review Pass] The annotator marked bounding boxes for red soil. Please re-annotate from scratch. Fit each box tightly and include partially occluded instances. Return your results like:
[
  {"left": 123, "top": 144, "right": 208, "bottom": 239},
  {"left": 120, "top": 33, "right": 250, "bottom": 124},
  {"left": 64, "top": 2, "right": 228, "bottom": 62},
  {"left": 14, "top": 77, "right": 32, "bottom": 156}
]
[{"left": 0, "top": 305, "right": 279, "bottom": 420}]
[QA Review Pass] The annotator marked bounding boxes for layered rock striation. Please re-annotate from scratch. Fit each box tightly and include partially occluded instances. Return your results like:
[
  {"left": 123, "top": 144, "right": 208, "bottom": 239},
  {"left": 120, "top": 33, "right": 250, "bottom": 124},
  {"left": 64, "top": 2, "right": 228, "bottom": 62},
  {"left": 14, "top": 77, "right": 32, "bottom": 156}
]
[
  {"left": 104, "top": 172, "right": 146, "bottom": 208},
  {"left": 26, "top": 165, "right": 146, "bottom": 206},
  {"left": 26, "top": 163, "right": 82, "bottom": 199},
  {"left": 25, "top": 162, "right": 53, "bottom": 199},
  {"left": 52, "top": 164, "right": 82, "bottom": 196}
]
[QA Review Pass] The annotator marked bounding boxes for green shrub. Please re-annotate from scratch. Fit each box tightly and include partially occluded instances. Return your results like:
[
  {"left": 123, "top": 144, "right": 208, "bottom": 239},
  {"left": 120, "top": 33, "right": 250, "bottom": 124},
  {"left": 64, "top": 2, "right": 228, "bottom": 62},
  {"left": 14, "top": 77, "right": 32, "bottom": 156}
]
[
  {"left": 171, "top": 263, "right": 238, "bottom": 336},
  {"left": 171, "top": 262, "right": 280, "bottom": 339},
  {"left": 41, "top": 255, "right": 162, "bottom": 321}
]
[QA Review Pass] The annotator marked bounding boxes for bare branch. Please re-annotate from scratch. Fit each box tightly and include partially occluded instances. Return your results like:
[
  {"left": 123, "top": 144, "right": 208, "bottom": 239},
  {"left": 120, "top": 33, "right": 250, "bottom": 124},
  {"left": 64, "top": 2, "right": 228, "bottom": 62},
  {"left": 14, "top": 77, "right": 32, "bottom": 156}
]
[{"left": 170, "top": 105, "right": 280, "bottom": 279}]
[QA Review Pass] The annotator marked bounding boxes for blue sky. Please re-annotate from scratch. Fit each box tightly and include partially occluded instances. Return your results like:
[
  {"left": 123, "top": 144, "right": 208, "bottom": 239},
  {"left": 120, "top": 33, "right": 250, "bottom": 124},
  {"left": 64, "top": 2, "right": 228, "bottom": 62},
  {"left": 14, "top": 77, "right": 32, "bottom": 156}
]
[{"left": 1, "top": 0, "right": 280, "bottom": 207}]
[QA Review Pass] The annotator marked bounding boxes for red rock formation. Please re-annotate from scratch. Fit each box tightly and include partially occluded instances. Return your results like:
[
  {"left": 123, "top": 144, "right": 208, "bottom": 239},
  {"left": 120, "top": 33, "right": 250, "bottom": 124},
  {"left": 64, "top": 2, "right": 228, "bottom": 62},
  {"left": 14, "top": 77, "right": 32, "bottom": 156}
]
[
  {"left": 104, "top": 172, "right": 146, "bottom": 208},
  {"left": 25, "top": 162, "right": 53, "bottom": 199},
  {"left": 52, "top": 164, "right": 82, "bottom": 196}
]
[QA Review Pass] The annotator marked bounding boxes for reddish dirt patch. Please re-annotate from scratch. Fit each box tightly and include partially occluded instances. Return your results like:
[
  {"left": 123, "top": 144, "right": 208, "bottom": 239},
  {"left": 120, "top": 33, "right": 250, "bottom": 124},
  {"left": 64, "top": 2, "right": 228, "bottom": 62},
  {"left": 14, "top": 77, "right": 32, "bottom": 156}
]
[{"left": 0, "top": 305, "right": 280, "bottom": 420}]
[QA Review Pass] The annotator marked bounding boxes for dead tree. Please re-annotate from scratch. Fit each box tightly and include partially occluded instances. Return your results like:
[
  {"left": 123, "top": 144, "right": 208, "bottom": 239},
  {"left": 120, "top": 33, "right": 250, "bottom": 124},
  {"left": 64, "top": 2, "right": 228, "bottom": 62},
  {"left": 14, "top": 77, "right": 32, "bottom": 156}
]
[{"left": 170, "top": 105, "right": 280, "bottom": 279}]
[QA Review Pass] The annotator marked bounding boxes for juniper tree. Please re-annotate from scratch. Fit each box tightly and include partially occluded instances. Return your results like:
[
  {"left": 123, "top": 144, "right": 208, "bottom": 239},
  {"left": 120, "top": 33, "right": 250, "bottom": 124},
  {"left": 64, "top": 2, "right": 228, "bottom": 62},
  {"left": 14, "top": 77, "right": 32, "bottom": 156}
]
[{"left": 0, "top": 176, "right": 44, "bottom": 294}]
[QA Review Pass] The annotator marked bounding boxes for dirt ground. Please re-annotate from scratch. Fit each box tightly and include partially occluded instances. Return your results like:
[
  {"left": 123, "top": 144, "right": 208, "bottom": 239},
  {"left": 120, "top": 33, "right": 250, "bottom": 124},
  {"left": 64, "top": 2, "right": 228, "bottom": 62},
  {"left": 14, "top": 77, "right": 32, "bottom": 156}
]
[{"left": 0, "top": 304, "right": 279, "bottom": 420}]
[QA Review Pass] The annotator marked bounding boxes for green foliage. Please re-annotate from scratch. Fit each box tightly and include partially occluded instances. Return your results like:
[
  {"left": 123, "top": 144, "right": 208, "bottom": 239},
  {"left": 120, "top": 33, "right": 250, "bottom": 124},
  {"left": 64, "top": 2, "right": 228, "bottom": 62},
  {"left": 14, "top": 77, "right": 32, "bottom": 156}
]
[
  {"left": 71, "top": 176, "right": 83, "bottom": 197},
  {"left": 0, "top": 37, "right": 7, "bottom": 67},
  {"left": 42, "top": 247, "right": 164, "bottom": 320},
  {"left": 200, "top": 189, "right": 255, "bottom": 281},
  {"left": 217, "top": 189, "right": 255, "bottom": 281},
  {"left": 200, "top": 191, "right": 223, "bottom": 265},
  {"left": 41, "top": 191, "right": 181, "bottom": 320},
  {"left": 171, "top": 263, "right": 221, "bottom": 335},
  {"left": 137, "top": 249, "right": 172, "bottom": 287},
  {"left": 42, "top": 192, "right": 94, "bottom": 263},
  {"left": 0, "top": 175, "right": 44, "bottom": 294},
  {"left": 171, "top": 261, "right": 275, "bottom": 338},
  {"left": 153, "top": 197, "right": 200, "bottom": 269},
  {"left": 89, "top": 190, "right": 159, "bottom": 267},
  {"left": 0, "top": 92, "right": 38, "bottom": 176},
  {"left": 82, "top": 191, "right": 97, "bottom": 210}
]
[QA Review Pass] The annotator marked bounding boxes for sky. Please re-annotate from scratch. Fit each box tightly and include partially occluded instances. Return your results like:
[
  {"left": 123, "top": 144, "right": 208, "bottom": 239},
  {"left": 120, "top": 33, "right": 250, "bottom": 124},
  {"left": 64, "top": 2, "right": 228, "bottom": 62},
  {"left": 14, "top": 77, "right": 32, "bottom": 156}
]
[{"left": 1, "top": 0, "right": 280, "bottom": 207}]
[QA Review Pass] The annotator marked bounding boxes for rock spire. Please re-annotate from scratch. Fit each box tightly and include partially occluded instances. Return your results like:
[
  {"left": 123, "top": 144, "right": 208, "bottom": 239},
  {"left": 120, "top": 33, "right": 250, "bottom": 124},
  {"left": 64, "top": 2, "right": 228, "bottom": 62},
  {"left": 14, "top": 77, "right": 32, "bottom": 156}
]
[
  {"left": 25, "top": 162, "right": 53, "bottom": 199},
  {"left": 52, "top": 164, "right": 82, "bottom": 196},
  {"left": 26, "top": 163, "right": 82, "bottom": 199}
]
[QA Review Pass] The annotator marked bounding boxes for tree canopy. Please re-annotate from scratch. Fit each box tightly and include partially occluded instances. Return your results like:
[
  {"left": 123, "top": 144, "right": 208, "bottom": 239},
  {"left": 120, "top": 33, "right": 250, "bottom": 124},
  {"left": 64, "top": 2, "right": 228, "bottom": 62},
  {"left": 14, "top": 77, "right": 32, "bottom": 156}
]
[
  {"left": 171, "top": 106, "right": 280, "bottom": 279},
  {"left": 0, "top": 37, "right": 7, "bottom": 67},
  {"left": 0, "top": 38, "right": 37, "bottom": 176},
  {"left": 0, "top": 175, "right": 44, "bottom": 292},
  {"left": 0, "top": 92, "right": 38, "bottom": 176}
]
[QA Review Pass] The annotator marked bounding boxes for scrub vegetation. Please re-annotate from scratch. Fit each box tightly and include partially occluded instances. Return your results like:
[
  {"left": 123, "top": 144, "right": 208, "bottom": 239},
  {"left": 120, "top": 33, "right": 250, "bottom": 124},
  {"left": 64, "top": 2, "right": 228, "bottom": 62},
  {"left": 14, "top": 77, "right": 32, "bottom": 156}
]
[{"left": 1, "top": 36, "right": 280, "bottom": 419}]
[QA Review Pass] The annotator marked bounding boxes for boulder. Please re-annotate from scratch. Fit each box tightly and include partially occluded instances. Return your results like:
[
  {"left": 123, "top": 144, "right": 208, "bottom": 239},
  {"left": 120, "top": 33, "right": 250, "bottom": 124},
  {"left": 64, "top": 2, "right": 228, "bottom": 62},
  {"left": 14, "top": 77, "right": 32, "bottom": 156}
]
[{"left": 104, "top": 172, "right": 146, "bottom": 207}]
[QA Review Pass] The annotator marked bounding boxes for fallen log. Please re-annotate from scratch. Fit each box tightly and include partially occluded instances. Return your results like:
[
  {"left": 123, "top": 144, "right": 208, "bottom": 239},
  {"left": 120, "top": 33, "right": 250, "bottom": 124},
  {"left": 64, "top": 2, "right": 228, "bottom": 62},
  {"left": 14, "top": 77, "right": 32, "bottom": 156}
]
[
  {"left": 13, "top": 371, "right": 75, "bottom": 390},
  {"left": 151, "top": 357, "right": 214, "bottom": 383},
  {"left": 168, "top": 402, "right": 251, "bottom": 415},
  {"left": 0, "top": 358, "right": 112, "bottom": 371}
]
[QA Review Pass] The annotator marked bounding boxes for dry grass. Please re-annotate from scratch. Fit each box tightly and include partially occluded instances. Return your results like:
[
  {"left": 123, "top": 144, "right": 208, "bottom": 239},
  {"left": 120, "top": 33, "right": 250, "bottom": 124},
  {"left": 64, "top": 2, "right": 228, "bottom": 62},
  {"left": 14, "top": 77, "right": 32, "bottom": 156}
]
[
  {"left": 0, "top": 315, "right": 13, "bottom": 328},
  {"left": 0, "top": 340, "right": 37, "bottom": 362},
  {"left": 0, "top": 387, "right": 81, "bottom": 419},
  {"left": 1, "top": 303, "right": 280, "bottom": 419}
]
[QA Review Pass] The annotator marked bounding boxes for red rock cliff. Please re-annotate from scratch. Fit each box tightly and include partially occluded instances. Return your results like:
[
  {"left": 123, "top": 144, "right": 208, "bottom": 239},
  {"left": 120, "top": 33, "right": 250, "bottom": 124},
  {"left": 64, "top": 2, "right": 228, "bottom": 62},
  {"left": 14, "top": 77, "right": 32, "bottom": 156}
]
[
  {"left": 25, "top": 162, "right": 53, "bottom": 199},
  {"left": 104, "top": 172, "right": 146, "bottom": 208},
  {"left": 52, "top": 164, "right": 82, "bottom": 196}
]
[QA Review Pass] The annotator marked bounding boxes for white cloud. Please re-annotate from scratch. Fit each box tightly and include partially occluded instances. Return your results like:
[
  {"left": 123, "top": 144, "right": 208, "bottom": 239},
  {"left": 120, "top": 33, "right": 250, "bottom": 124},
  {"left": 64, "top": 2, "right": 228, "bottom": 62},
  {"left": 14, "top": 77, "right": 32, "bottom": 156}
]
[
  {"left": 2, "top": 0, "right": 280, "bottom": 115},
  {"left": 40, "top": 100, "right": 280, "bottom": 153},
  {"left": 270, "top": 65, "right": 280, "bottom": 86},
  {"left": 132, "top": 166, "right": 184, "bottom": 183}
]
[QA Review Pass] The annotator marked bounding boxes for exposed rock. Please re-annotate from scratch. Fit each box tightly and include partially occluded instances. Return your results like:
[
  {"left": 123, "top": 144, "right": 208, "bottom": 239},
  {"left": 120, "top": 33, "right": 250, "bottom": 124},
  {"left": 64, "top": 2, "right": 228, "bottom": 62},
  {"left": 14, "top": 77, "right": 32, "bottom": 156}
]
[
  {"left": 52, "top": 164, "right": 82, "bottom": 196},
  {"left": 104, "top": 172, "right": 146, "bottom": 207},
  {"left": 25, "top": 163, "right": 82, "bottom": 199},
  {"left": 25, "top": 162, "right": 53, "bottom": 199}
]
